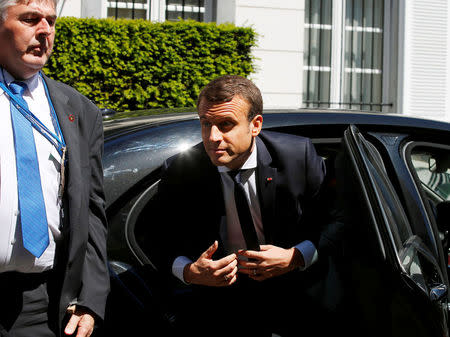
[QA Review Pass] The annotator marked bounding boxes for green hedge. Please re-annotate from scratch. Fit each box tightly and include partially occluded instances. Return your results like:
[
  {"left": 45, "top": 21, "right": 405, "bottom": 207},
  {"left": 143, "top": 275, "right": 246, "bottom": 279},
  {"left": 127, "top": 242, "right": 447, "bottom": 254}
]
[{"left": 44, "top": 18, "right": 257, "bottom": 112}]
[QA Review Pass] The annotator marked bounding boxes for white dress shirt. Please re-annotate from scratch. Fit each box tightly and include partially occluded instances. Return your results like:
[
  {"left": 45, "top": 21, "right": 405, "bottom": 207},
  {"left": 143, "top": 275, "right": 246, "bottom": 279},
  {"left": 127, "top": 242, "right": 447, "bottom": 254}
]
[
  {"left": 172, "top": 143, "right": 318, "bottom": 282},
  {"left": 0, "top": 69, "right": 61, "bottom": 273}
]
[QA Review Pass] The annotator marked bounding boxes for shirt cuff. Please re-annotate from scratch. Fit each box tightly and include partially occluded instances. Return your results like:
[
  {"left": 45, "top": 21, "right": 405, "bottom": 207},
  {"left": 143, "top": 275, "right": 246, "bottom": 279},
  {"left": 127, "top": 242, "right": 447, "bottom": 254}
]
[
  {"left": 172, "top": 256, "right": 193, "bottom": 284},
  {"left": 294, "top": 240, "right": 318, "bottom": 270}
]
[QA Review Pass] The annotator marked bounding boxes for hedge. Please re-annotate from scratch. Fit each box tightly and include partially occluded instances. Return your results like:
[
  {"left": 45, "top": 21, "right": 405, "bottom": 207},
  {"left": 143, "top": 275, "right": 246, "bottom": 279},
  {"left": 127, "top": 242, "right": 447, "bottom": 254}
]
[{"left": 44, "top": 18, "right": 257, "bottom": 112}]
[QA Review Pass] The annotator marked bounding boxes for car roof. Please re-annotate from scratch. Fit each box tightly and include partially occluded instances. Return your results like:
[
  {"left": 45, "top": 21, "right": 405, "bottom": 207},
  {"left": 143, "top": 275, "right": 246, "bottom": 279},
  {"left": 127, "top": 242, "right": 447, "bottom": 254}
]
[
  {"left": 102, "top": 108, "right": 450, "bottom": 209},
  {"left": 103, "top": 108, "right": 450, "bottom": 139}
]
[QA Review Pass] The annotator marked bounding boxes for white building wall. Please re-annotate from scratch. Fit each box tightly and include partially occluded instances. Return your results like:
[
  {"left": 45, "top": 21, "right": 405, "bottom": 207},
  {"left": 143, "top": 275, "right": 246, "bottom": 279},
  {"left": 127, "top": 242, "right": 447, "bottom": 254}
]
[
  {"left": 399, "top": 0, "right": 450, "bottom": 122},
  {"left": 57, "top": 0, "right": 82, "bottom": 17},
  {"left": 80, "top": 0, "right": 103, "bottom": 18},
  {"left": 216, "top": 0, "right": 304, "bottom": 109}
]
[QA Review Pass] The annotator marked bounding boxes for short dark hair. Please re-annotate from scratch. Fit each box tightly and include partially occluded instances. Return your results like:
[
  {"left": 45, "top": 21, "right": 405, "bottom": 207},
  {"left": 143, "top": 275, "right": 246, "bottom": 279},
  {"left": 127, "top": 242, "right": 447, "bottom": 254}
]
[{"left": 197, "top": 75, "right": 263, "bottom": 121}]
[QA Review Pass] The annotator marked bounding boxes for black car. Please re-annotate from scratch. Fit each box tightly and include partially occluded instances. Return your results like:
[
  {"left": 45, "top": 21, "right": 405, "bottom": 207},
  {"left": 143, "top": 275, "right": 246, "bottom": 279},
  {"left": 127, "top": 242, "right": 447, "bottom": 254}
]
[{"left": 101, "top": 109, "right": 450, "bottom": 337}]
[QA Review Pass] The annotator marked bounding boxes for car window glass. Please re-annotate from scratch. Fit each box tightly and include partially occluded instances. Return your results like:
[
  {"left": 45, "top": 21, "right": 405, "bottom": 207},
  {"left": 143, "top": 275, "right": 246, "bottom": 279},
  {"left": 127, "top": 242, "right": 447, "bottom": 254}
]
[
  {"left": 410, "top": 147, "right": 450, "bottom": 201},
  {"left": 103, "top": 120, "right": 201, "bottom": 207},
  {"left": 107, "top": 193, "right": 141, "bottom": 265},
  {"left": 400, "top": 235, "right": 447, "bottom": 296},
  {"left": 355, "top": 132, "right": 413, "bottom": 253}
]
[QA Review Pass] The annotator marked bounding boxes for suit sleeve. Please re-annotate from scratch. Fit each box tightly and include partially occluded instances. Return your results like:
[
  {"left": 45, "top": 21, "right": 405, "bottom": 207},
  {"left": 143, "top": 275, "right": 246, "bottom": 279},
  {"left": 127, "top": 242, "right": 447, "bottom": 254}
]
[
  {"left": 304, "top": 138, "right": 326, "bottom": 198},
  {"left": 77, "top": 106, "right": 110, "bottom": 319}
]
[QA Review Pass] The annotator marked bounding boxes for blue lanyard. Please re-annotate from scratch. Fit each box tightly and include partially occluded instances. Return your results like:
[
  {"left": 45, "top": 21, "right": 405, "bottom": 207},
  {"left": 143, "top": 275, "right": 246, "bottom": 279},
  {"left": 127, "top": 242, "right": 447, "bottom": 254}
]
[{"left": 0, "top": 70, "right": 66, "bottom": 157}]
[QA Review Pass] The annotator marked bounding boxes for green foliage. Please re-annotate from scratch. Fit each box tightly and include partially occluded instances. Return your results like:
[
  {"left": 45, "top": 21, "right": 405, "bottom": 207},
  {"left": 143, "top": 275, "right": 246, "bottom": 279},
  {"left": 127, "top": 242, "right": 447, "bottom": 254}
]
[{"left": 44, "top": 18, "right": 257, "bottom": 112}]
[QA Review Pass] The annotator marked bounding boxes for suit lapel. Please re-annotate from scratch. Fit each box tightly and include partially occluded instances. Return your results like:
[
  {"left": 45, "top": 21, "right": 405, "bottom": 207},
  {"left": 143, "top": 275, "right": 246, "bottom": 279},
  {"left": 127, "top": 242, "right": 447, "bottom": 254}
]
[
  {"left": 190, "top": 146, "right": 227, "bottom": 255},
  {"left": 42, "top": 75, "right": 81, "bottom": 232},
  {"left": 256, "top": 137, "right": 277, "bottom": 244},
  {"left": 41, "top": 75, "right": 78, "bottom": 149},
  {"left": 200, "top": 147, "right": 225, "bottom": 216}
]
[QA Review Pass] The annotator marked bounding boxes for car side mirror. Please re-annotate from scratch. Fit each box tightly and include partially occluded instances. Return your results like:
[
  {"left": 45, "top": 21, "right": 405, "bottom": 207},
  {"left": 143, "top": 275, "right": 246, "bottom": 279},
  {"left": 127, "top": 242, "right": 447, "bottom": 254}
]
[{"left": 429, "top": 155, "right": 450, "bottom": 174}]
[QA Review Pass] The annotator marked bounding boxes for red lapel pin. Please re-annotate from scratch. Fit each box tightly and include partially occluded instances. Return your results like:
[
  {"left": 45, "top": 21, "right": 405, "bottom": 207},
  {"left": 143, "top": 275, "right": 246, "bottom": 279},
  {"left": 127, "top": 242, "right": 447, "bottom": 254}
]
[
  {"left": 69, "top": 114, "right": 75, "bottom": 122},
  {"left": 266, "top": 177, "right": 273, "bottom": 182}
]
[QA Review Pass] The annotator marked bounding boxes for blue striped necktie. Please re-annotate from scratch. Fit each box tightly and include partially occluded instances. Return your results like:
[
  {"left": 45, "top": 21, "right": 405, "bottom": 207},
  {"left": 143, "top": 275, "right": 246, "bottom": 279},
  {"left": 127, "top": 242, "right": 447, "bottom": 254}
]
[{"left": 9, "top": 81, "right": 49, "bottom": 258}]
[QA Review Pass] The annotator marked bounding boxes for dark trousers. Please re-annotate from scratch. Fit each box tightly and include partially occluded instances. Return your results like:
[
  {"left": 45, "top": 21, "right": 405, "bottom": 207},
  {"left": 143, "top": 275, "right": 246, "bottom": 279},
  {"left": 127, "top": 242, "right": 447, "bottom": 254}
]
[
  {"left": 0, "top": 271, "right": 57, "bottom": 337},
  {"left": 173, "top": 275, "right": 335, "bottom": 337}
]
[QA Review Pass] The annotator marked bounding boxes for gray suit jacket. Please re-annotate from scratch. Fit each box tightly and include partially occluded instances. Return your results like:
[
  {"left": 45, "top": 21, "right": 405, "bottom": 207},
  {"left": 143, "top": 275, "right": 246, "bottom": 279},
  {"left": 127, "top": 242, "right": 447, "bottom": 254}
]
[{"left": 43, "top": 74, "right": 109, "bottom": 331}]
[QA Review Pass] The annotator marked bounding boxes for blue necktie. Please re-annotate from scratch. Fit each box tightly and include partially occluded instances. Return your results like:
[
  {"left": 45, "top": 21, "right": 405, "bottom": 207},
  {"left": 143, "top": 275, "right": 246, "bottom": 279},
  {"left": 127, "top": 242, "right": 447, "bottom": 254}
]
[{"left": 9, "top": 81, "right": 49, "bottom": 258}]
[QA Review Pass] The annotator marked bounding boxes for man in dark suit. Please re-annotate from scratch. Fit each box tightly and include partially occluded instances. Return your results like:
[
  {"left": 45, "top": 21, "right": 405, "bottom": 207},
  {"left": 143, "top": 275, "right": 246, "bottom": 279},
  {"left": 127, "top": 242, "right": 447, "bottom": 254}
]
[
  {"left": 0, "top": 1, "right": 109, "bottom": 336},
  {"left": 148, "top": 75, "right": 341, "bottom": 336}
]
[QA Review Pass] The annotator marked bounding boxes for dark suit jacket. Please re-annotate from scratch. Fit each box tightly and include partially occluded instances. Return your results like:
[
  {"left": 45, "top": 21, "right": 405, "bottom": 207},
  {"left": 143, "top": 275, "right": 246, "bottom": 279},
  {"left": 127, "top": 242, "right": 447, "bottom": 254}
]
[
  {"left": 150, "top": 131, "right": 339, "bottom": 279},
  {"left": 43, "top": 75, "right": 109, "bottom": 332}
]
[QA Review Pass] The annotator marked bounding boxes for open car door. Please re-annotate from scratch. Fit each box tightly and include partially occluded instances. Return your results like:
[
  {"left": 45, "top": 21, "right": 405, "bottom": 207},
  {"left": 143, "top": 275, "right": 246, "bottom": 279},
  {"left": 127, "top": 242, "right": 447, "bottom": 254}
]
[{"left": 340, "top": 125, "right": 448, "bottom": 337}]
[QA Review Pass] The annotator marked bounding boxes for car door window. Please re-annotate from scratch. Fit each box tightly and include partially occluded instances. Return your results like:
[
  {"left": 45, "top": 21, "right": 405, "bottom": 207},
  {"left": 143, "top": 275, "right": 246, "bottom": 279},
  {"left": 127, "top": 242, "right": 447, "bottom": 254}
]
[
  {"left": 345, "top": 126, "right": 446, "bottom": 302},
  {"left": 406, "top": 143, "right": 450, "bottom": 279},
  {"left": 343, "top": 125, "right": 448, "bottom": 335},
  {"left": 401, "top": 235, "right": 447, "bottom": 295},
  {"left": 345, "top": 125, "right": 413, "bottom": 256}
]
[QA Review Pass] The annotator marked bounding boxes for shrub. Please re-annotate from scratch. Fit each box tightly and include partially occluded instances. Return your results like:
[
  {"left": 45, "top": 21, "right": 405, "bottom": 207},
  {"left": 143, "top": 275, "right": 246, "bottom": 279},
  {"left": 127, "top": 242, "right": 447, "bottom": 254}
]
[{"left": 44, "top": 18, "right": 257, "bottom": 112}]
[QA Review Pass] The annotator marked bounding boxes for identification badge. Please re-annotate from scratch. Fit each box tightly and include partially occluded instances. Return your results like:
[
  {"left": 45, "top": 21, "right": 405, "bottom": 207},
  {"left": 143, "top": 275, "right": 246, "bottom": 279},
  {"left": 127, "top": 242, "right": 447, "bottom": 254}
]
[{"left": 58, "top": 146, "right": 67, "bottom": 201}]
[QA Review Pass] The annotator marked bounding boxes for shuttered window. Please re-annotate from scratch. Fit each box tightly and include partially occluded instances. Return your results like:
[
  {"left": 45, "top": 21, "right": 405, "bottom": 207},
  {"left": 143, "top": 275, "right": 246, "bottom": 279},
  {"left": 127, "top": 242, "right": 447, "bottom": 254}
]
[
  {"left": 303, "top": 0, "right": 333, "bottom": 109},
  {"left": 303, "top": 0, "right": 389, "bottom": 112}
]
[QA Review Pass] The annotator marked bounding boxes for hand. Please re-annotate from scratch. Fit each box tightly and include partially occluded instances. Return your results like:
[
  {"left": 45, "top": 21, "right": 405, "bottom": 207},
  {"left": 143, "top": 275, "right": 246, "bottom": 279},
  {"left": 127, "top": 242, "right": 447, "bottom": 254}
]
[
  {"left": 237, "top": 245, "right": 304, "bottom": 281},
  {"left": 184, "top": 241, "right": 238, "bottom": 287},
  {"left": 64, "top": 306, "right": 95, "bottom": 337}
]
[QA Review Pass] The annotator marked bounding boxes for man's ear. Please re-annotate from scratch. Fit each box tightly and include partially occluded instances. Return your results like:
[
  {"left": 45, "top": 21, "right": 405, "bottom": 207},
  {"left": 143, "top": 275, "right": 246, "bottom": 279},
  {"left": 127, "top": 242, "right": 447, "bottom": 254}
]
[{"left": 251, "top": 115, "right": 263, "bottom": 136}]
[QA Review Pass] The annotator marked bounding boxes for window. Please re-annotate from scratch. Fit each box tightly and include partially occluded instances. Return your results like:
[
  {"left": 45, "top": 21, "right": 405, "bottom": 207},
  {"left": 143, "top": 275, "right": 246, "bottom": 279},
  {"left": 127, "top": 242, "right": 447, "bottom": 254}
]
[
  {"left": 303, "top": 0, "right": 332, "bottom": 109},
  {"left": 355, "top": 131, "right": 413, "bottom": 252},
  {"left": 106, "top": 0, "right": 150, "bottom": 20},
  {"left": 105, "top": 0, "right": 207, "bottom": 22},
  {"left": 303, "top": 0, "right": 390, "bottom": 112},
  {"left": 165, "top": 0, "right": 205, "bottom": 21}
]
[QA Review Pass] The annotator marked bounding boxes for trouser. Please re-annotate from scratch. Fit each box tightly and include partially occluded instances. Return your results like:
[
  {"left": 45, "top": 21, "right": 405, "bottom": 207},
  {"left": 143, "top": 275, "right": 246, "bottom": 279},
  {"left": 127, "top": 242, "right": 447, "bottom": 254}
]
[
  {"left": 0, "top": 271, "right": 57, "bottom": 337},
  {"left": 173, "top": 275, "right": 336, "bottom": 337}
]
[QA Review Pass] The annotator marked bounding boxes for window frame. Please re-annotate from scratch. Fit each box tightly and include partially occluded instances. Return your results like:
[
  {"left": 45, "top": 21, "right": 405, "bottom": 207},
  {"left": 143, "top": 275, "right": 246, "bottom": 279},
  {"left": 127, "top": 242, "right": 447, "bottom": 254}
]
[
  {"left": 408, "top": 143, "right": 450, "bottom": 202},
  {"left": 165, "top": 0, "right": 205, "bottom": 22},
  {"left": 303, "top": 0, "right": 394, "bottom": 112},
  {"left": 104, "top": 0, "right": 152, "bottom": 20},
  {"left": 404, "top": 141, "right": 450, "bottom": 256},
  {"left": 102, "top": 0, "right": 212, "bottom": 22}
]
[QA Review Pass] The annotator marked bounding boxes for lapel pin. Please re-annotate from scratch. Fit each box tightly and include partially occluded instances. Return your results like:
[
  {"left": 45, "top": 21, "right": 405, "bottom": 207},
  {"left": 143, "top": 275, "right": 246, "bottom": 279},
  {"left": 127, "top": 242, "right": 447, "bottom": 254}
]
[
  {"left": 266, "top": 177, "right": 273, "bottom": 182},
  {"left": 69, "top": 114, "right": 75, "bottom": 122}
]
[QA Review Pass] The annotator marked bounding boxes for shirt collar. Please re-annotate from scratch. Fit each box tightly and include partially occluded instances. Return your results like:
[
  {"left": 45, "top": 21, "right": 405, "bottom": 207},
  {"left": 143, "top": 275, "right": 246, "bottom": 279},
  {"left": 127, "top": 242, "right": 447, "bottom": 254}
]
[
  {"left": 218, "top": 141, "right": 258, "bottom": 173},
  {"left": 0, "top": 68, "right": 40, "bottom": 99}
]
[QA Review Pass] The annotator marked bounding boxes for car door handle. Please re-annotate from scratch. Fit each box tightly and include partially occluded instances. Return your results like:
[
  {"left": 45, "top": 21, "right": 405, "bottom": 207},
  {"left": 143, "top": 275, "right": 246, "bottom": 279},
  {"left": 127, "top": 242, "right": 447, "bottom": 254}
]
[{"left": 430, "top": 283, "right": 448, "bottom": 302}]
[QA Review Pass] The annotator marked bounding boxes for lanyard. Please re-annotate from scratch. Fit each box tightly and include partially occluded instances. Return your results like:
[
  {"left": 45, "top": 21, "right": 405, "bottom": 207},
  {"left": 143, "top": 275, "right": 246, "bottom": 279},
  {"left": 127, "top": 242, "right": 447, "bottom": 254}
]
[
  {"left": 1, "top": 69, "right": 68, "bottom": 201},
  {"left": 0, "top": 70, "right": 66, "bottom": 157}
]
